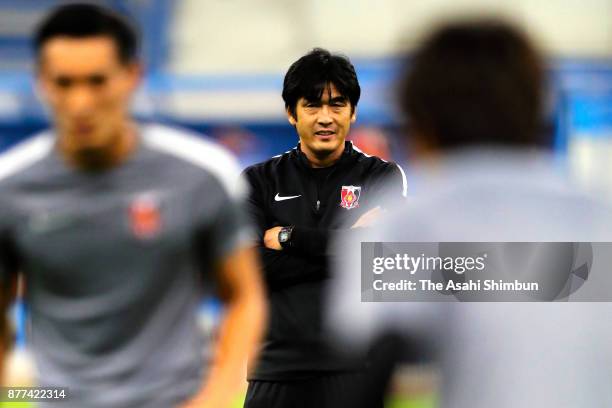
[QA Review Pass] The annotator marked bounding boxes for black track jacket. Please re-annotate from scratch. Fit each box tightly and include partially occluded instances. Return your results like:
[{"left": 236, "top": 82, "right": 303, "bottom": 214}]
[{"left": 243, "top": 141, "right": 406, "bottom": 380}]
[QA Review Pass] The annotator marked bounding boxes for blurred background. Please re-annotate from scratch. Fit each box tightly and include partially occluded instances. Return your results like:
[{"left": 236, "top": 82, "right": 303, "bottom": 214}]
[
  {"left": 0, "top": 1, "right": 610, "bottom": 174},
  {"left": 0, "top": 1, "right": 610, "bottom": 407}
]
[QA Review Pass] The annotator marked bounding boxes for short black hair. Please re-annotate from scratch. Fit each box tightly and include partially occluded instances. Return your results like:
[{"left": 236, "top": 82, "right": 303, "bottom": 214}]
[
  {"left": 399, "top": 20, "right": 547, "bottom": 150},
  {"left": 282, "top": 48, "right": 361, "bottom": 118},
  {"left": 34, "top": 3, "right": 139, "bottom": 64}
]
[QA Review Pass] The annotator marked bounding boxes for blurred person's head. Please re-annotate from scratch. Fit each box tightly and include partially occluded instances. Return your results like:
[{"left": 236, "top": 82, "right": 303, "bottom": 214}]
[
  {"left": 34, "top": 3, "right": 141, "bottom": 168},
  {"left": 283, "top": 48, "right": 361, "bottom": 167},
  {"left": 399, "top": 20, "right": 547, "bottom": 156}
]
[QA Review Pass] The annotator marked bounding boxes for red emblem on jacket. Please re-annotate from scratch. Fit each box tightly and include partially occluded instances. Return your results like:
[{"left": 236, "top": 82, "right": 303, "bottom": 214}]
[
  {"left": 340, "top": 185, "right": 361, "bottom": 210},
  {"left": 129, "top": 195, "right": 162, "bottom": 239}
]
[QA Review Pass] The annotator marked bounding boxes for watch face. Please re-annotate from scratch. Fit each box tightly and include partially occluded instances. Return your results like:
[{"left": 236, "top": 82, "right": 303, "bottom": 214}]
[{"left": 279, "top": 230, "right": 289, "bottom": 242}]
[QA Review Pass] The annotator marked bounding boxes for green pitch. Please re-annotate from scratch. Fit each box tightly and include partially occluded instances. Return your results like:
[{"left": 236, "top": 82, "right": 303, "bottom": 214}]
[
  {"left": 0, "top": 393, "right": 436, "bottom": 407},
  {"left": 230, "top": 394, "right": 436, "bottom": 408}
]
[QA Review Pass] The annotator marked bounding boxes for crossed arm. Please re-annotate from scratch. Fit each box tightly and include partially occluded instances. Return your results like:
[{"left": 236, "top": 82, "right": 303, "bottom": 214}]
[
  {"left": 245, "top": 177, "right": 385, "bottom": 289},
  {"left": 244, "top": 162, "right": 403, "bottom": 288},
  {"left": 262, "top": 206, "right": 382, "bottom": 253}
]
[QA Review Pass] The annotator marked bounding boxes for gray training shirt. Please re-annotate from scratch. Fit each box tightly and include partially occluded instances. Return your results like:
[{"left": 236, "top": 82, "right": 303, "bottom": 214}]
[{"left": 0, "top": 124, "right": 250, "bottom": 408}]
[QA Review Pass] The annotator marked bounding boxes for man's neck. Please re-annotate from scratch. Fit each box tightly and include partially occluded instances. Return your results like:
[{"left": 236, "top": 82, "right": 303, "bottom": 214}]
[
  {"left": 59, "top": 122, "right": 138, "bottom": 172},
  {"left": 300, "top": 144, "right": 344, "bottom": 168}
]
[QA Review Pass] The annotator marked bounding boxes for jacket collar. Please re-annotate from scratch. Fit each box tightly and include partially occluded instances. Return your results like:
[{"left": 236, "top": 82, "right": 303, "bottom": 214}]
[{"left": 292, "top": 141, "right": 357, "bottom": 169}]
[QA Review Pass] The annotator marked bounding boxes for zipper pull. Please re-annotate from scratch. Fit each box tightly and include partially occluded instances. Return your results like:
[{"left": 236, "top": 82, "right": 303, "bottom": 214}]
[{"left": 316, "top": 200, "right": 320, "bottom": 211}]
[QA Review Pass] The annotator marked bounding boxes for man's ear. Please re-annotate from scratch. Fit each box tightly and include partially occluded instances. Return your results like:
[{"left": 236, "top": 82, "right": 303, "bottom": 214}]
[
  {"left": 125, "top": 61, "right": 143, "bottom": 91},
  {"left": 35, "top": 62, "right": 51, "bottom": 103},
  {"left": 351, "top": 106, "right": 358, "bottom": 123},
  {"left": 287, "top": 108, "right": 297, "bottom": 126}
]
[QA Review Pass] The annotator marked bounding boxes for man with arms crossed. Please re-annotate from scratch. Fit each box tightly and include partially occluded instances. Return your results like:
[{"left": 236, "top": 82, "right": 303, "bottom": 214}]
[
  {"left": 0, "top": 4, "right": 266, "bottom": 407},
  {"left": 243, "top": 48, "right": 406, "bottom": 408}
]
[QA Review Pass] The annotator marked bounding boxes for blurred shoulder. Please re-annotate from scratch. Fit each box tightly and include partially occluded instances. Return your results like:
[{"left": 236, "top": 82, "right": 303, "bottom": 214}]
[
  {"left": 0, "top": 131, "right": 54, "bottom": 187},
  {"left": 142, "top": 123, "right": 243, "bottom": 197}
]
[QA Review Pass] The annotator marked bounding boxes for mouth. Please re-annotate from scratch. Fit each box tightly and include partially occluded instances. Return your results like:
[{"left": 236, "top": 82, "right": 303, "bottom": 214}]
[
  {"left": 314, "top": 130, "right": 336, "bottom": 139},
  {"left": 72, "top": 124, "right": 96, "bottom": 137}
]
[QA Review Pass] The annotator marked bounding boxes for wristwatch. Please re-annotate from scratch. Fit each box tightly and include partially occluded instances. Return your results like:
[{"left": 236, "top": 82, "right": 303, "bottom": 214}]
[{"left": 278, "top": 226, "right": 294, "bottom": 249}]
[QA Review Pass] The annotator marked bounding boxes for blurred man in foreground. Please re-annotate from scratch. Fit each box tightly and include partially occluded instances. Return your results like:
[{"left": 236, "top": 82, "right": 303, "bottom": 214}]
[
  {"left": 330, "top": 20, "right": 612, "bottom": 407},
  {"left": 242, "top": 48, "right": 406, "bottom": 407},
  {"left": 0, "top": 4, "right": 266, "bottom": 407}
]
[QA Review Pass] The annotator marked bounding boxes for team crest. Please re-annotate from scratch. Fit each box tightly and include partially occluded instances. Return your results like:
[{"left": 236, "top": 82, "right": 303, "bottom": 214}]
[
  {"left": 340, "top": 185, "right": 361, "bottom": 210},
  {"left": 129, "top": 195, "right": 162, "bottom": 239}
]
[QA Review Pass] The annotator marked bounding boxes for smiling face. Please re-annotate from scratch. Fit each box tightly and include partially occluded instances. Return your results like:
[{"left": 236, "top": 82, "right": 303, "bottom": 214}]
[
  {"left": 37, "top": 35, "right": 140, "bottom": 156},
  {"left": 288, "top": 83, "right": 357, "bottom": 167}
]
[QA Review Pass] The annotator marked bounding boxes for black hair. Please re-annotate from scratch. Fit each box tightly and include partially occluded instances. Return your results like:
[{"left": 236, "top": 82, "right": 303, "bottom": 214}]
[
  {"left": 282, "top": 48, "right": 361, "bottom": 118},
  {"left": 34, "top": 3, "right": 139, "bottom": 64},
  {"left": 399, "top": 20, "right": 547, "bottom": 150}
]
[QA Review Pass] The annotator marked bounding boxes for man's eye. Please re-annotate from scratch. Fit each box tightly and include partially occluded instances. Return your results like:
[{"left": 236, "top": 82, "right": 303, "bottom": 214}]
[
  {"left": 88, "top": 75, "right": 107, "bottom": 86},
  {"left": 54, "top": 77, "right": 73, "bottom": 88}
]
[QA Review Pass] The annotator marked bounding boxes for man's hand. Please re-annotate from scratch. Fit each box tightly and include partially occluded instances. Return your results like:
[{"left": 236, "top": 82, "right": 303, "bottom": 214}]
[
  {"left": 263, "top": 226, "right": 283, "bottom": 251},
  {"left": 351, "top": 206, "right": 383, "bottom": 229},
  {"left": 1, "top": 275, "right": 18, "bottom": 386},
  {"left": 180, "top": 246, "right": 266, "bottom": 408}
]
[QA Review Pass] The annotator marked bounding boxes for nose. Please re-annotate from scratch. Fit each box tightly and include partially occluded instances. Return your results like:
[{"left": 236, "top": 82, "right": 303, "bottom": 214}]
[
  {"left": 66, "top": 86, "right": 95, "bottom": 118},
  {"left": 317, "top": 105, "right": 333, "bottom": 127}
]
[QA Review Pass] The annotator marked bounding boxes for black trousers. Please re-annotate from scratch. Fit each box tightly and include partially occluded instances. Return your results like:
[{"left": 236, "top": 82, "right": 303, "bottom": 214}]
[
  {"left": 244, "top": 371, "right": 384, "bottom": 408},
  {"left": 245, "top": 332, "right": 408, "bottom": 408}
]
